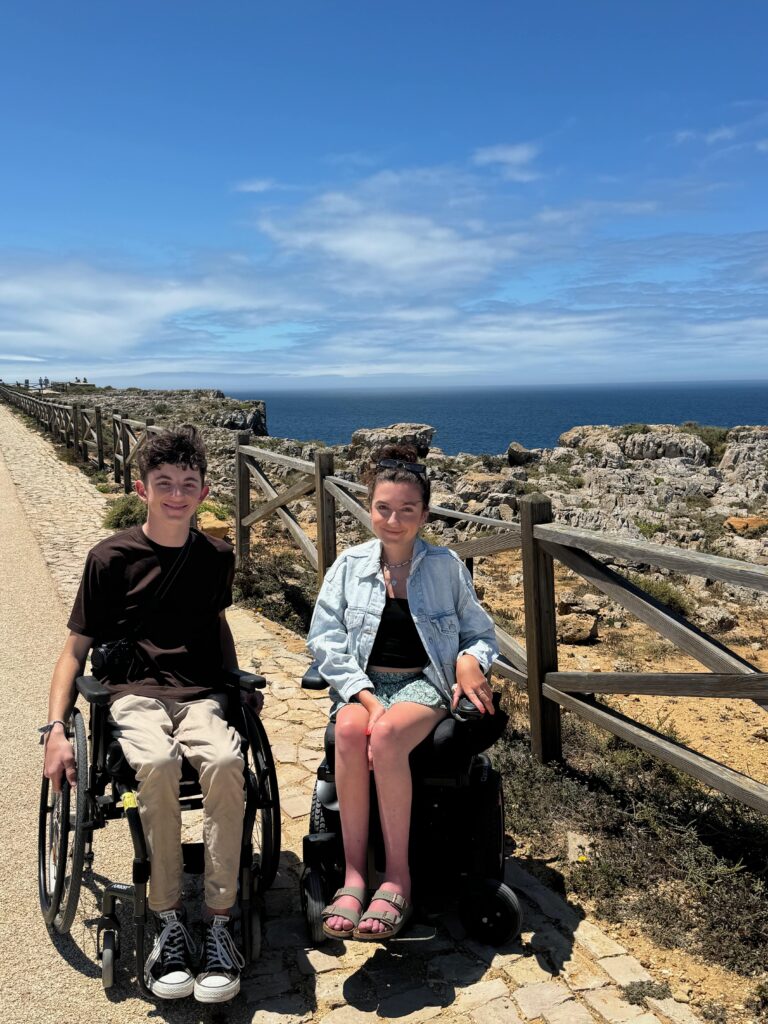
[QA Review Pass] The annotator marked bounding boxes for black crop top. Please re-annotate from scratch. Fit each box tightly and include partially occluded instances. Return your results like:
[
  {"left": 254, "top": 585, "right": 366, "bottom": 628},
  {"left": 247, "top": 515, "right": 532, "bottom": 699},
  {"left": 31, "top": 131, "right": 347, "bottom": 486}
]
[{"left": 367, "top": 597, "right": 429, "bottom": 669}]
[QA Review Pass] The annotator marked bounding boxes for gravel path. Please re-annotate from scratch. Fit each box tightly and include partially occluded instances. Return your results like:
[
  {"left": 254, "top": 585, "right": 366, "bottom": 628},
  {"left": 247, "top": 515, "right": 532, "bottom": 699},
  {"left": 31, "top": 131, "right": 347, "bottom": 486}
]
[{"left": 0, "top": 402, "right": 705, "bottom": 1024}]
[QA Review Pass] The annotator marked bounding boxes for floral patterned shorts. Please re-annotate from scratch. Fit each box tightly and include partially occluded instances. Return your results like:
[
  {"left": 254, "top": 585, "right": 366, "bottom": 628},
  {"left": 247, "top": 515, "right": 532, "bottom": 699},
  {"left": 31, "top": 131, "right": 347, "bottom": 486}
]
[{"left": 330, "top": 669, "right": 449, "bottom": 720}]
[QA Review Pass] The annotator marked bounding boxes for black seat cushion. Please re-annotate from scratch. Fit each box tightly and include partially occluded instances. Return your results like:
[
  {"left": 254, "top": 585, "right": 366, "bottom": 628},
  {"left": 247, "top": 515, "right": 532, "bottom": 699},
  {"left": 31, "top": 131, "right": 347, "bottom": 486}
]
[{"left": 323, "top": 694, "right": 507, "bottom": 775}]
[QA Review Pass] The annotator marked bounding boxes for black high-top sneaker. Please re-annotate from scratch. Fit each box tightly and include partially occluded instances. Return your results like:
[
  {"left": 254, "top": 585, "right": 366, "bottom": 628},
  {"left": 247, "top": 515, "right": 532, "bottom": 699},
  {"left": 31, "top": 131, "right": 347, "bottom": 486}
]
[
  {"left": 194, "top": 914, "right": 245, "bottom": 1003},
  {"left": 144, "top": 909, "right": 196, "bottom": 999}
]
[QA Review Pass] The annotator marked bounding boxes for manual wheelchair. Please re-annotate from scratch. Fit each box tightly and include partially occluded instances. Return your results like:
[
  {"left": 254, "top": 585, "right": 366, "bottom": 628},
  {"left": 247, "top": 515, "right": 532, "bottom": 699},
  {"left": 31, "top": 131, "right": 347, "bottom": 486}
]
[
  {"left": 298, "top": 666, "right": 522, "bottom": 947},
  {"left": 38, "top": 670, "right": 280, "bottom": 995}
]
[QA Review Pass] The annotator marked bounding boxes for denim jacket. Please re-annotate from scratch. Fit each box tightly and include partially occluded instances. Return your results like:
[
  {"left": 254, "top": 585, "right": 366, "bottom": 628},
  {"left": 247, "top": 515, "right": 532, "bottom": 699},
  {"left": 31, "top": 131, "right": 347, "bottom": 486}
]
[{"left": 307, "top": 536, "right": 499, "bottom": 710}]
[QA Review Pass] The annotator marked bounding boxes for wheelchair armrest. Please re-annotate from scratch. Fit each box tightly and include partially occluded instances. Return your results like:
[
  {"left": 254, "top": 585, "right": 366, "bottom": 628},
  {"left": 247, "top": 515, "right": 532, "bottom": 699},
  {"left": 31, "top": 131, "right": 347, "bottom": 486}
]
[
  {"left": 224, "top": 669, "right": 266, "bottom": 692},
  {"left": 301, "top": 664, "right": 329, "bottom": 690},
  {"left": 76, "top": 675, "right": 111, "bottom": 706}
]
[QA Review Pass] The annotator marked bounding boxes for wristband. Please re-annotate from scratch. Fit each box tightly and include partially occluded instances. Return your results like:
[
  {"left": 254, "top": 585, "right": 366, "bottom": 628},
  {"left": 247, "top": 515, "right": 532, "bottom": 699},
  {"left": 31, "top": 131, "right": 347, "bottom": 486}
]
[{"left": 38, "top": 720, "right": 66, "bottom": 745}]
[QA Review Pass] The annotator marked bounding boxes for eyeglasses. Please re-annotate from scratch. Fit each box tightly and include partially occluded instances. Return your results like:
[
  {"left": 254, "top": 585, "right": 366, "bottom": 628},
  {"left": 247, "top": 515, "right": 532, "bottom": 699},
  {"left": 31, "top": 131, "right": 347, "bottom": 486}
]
[{"left": 377, "top": 458, "right": 427, "bottom": 476}]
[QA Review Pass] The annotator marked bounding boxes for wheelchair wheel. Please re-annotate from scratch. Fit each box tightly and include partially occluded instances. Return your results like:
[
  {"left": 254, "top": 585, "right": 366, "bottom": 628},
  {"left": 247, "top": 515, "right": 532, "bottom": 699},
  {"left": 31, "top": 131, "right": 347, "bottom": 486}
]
[
  {"left": 101, "top": 930, "right": 116, "bottom": 990},
  {"left": 250, "top": 909, "right": 263, "bottom": 962},
  {"left": 38, "top": 708, "right": 88, "bottom": 934},
  {"left": 244, "top": 707, "right": 281, "bottom": 889},
  {"left": 302, "top": 867, "right": 328, "bottom": 945},
  {"left": 459, "top": 878, "right": 523, "bottom": 946},
  {"left": 310, "top": 785, "right": 332, "bottom": 834}
]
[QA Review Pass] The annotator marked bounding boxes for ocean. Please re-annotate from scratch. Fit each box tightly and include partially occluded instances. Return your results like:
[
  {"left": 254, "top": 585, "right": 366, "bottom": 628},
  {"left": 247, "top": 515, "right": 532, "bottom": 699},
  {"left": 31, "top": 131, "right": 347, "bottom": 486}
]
[{"left": 226, "top": 381, "right": 768, "bottom": 456}]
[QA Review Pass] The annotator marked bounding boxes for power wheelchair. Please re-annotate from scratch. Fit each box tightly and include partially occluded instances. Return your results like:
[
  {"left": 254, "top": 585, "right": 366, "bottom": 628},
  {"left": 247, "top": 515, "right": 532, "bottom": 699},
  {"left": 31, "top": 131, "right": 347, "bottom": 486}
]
[
  {"left": 298, "top": 666, "right": 522, "bottom": 947},
  {"left": 38, "top": 670, "right": 280, "bottom": 995}
]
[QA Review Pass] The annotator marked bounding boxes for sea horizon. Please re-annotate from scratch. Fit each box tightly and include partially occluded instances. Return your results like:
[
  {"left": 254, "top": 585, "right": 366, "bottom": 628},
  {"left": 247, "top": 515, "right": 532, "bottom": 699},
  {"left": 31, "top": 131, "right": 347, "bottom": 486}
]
[{"left": 224, "top": 379, "right": 768, "bottom": 456}]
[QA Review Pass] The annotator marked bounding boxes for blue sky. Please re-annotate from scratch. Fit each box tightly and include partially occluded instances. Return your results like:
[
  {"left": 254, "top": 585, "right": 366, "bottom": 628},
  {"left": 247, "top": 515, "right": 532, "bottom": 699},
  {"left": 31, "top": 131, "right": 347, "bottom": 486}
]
[{"left": 1, "top": 2, "right": 766, "bottom": 390}]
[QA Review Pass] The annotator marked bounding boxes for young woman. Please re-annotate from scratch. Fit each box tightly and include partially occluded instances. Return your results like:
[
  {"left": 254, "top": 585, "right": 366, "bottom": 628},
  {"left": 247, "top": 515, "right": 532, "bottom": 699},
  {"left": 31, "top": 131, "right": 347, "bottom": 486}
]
[{"left": 307, "top": 444, "right": 498, "bottom": 940}]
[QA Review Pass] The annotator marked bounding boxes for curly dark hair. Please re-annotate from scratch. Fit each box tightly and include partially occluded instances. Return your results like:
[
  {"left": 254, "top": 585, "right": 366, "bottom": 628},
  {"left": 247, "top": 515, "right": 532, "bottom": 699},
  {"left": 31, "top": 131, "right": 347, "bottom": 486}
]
[
  {"left": 363, "top": 443, "right": 431, "bottom": 506},
  {"left": 137, "top": 424, "right": 207, "bottom": 481}
]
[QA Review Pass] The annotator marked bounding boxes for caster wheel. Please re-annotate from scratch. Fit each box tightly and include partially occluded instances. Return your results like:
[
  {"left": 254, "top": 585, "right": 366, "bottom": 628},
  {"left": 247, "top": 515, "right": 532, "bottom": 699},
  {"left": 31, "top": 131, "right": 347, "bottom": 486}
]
[
  {"left": 459, "top": 879, "right": 523, "bottom": 946},
  {"left": 101, "top": 930, "right": 116, "bottom": 990},
  {"left": 302, "top": 869, "right": 328, "bottom": 945}
]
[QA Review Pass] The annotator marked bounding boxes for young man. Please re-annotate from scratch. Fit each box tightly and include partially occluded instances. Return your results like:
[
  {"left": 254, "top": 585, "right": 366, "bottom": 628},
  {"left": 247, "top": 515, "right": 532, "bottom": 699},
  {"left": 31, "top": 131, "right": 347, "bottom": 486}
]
[{"left": 42, "top": 425, "right": 250, "bottom": 1003}]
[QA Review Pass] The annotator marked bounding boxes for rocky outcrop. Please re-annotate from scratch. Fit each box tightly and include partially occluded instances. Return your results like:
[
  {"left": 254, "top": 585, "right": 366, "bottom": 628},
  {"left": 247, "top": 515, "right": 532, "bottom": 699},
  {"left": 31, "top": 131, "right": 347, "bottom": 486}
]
[
  {"left": 507, "top": 441, "right": 541, "bottom": 466},
  {"left": 348, "top": 423, "right": 435, "bottom": 460}
]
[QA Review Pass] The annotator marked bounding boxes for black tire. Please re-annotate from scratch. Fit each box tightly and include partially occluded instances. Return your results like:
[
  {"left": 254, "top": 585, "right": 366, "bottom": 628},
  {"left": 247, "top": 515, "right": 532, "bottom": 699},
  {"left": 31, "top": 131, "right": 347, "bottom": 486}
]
[
  {"left": 101, "top": 930, "right": 116, "bottom": 990},
  {"left": 244, "top": 707, "right": 281, "bottom": 890},
  {"left": 38, "top": 709, "right": 88, "bottom": 934},
  {"left": 459, "top": 879, "right": 523, "bottom": 946},
  {"left": 308, "top": 784, "right": 344, "bottom": 889},
  {"left": 302, "top": 868, "right": 327, "bottom": 946},
  {"left": 310, "top": 785, "right": 334, "bottom": 835}
]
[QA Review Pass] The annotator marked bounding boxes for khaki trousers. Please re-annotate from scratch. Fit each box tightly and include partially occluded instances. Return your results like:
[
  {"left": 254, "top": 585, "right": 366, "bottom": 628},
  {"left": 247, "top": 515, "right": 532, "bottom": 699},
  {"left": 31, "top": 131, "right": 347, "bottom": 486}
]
[{"left": 109, "top": 693, "right": 245, "bottom": 912}]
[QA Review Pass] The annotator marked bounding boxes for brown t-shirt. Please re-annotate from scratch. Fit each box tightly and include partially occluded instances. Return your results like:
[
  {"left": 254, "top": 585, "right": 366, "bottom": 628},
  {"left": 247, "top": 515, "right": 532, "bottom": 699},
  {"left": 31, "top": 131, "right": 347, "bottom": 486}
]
[{"left": 68, "top": 525, "right": 235, "bottom": 703}]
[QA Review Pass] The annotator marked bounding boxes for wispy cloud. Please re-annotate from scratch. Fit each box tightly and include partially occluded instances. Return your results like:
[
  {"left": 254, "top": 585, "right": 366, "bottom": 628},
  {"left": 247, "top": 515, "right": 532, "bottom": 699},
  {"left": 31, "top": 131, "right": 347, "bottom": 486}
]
[
  {"left": 472, "top": 143, "right": 541, "bottom": 182},
  {"left": 233, "top": 178, "right": 282, "bottom": 193},
  {"left": 2, "top": 140, "right": 766, "bottom": 389}
]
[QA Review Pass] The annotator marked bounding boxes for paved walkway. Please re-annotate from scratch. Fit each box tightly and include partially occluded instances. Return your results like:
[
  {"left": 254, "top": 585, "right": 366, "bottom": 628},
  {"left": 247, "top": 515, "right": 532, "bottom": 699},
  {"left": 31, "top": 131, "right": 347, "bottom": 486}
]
[{"left": 0, "top": 402, "right": 703, "bottom": 1024}]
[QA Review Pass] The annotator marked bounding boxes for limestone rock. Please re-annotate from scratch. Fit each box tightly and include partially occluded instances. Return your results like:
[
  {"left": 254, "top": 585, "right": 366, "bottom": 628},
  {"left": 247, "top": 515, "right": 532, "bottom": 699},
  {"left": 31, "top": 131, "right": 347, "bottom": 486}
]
[
  {"left": 724, "top": 515, "right": 768, "bottom": 535},
  {"left": 557, "top": 613, "right": 598, "bottom": 644},
  {"left": 507, "top": 441, "right": 541, "bottom": 466},
  {"left": 208, "top": 404, "right": 267, "bottom": 434},
  {"left": 621, "top": 429, "right": 710, "bottom": 465},
  {"left": 198, "top": 511, "right": 230, "bottom": 540},
  {"left": 349, "top": 422, "right": 435, "bottom": 458},
  {"left": 696, "top": 606, "right": 738, "bottom": 633}
]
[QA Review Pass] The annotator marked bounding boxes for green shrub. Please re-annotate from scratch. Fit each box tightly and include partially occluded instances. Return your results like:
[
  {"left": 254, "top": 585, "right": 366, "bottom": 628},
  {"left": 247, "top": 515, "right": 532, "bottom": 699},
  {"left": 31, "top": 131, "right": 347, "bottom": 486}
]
[
  {"left": 635, "top": 518, "right": 665, "bottom": 540},
  {"left": 198, "top": 500, "right": 229, "bottom": 521},
  {"left": 680, "top": 422, "right": 729, "bottom": 465},
  {"left": 627, "top": 572, "right": 692, "bottom": 616},
  {"left": 621, "top": 981, "right": 672, "bottom": 1006},
  {"left": 618, "top": 423, "right": 651, "bottom": 436},
  {"left": 685, "top": 494, "right": 710, "bottom": 512},
  {"left": 492, "top": 711, "right": 768, "bottom": 976},
  {"left": 103, "top": 494, "right": 147, "bottom": 529},
  {"left": 234, "top": 547, "right": 317, "bottom": 635}
]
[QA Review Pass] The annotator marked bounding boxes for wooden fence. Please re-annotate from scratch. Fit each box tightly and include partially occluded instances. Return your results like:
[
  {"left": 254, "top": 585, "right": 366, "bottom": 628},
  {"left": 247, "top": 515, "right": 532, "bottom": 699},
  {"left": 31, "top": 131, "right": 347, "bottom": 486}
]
[
  {"left": 233, "top": 438, "right": 768, "bottom": 816},
  {"left": 2, "top": 385, "right": 767, "bottom": 813},
  {"left": 0, "top": 384, "right": 161, "bottom": 483}
]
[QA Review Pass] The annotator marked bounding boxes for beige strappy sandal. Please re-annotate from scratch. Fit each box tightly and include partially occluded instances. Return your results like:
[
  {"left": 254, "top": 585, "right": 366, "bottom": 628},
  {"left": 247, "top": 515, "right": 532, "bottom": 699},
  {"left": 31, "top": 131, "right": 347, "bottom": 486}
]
[
  {"left": 353, "top": 888, "right": 413, "bottom": 941},
  {"left": 321, "top": 886, "right": 367, "bottom": 939}
]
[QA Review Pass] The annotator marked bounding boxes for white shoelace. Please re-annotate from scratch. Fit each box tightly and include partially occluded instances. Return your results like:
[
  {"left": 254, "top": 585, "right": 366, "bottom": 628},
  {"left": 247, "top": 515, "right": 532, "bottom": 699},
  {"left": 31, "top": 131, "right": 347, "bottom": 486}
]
[
  {"left": 202, "top": 915, "right": 245, "bottom": 973},
  {"left": 144, "top": 911, "right": 197, "bottom": 986}
]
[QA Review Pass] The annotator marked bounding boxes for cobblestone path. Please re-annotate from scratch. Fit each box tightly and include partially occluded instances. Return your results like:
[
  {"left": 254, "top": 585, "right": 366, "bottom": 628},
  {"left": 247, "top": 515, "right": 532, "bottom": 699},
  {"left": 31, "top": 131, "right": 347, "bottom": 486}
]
[{"left": 0, "top": 401, "right": 703, "bottom": 1024}]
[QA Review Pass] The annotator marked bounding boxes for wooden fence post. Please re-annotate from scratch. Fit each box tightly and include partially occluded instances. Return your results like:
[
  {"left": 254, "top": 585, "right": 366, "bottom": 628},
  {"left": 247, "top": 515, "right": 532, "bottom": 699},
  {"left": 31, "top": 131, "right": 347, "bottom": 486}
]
[
  {"left": 94, "top": 406, "right": 105, "bottom": 469},
  {"left": 315, "top": 450, "right": 337, "bottom": 584},
  {"left": 520, "top": 493, "right": 562, "bottom": 763},
  {"left": 234, "top": 431, "right": 251, "bottom": 568},
  {"left": 121, "top": 417, "right": 132, "bottom": 493},
  {"left": 113, "top": 413, "right": 121, "bottom": 483},
  {"left": 71, "top": 403, "right": 81, "bottom": 460}
]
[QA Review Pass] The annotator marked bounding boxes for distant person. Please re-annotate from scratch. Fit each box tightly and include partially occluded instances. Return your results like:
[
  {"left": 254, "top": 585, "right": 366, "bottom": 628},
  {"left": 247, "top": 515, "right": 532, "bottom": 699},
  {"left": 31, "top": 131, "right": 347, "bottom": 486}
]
[
  {"left": 308, "top": 443, "right": 498, "bottom": 940},
  {"left": 42, "top": 425, "right": 256, "bottom": 1003}
]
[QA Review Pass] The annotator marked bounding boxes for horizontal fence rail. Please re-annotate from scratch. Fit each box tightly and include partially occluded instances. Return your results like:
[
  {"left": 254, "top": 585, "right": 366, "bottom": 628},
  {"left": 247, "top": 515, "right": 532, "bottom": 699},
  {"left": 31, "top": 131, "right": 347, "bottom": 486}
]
[{"left": 524, "top": 493, "right": 768, "bottom": 816}]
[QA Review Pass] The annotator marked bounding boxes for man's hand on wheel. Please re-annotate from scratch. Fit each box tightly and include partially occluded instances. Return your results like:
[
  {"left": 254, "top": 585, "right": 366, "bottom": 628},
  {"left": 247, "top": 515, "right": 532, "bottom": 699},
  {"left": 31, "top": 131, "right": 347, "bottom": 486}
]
[{"left": 44, "top": 733, "right": 77, "bottom": 793}]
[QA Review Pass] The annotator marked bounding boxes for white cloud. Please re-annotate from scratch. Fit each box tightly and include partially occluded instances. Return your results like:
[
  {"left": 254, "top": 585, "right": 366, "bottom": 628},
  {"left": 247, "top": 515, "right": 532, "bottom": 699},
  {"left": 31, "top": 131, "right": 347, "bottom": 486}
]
[
  {"left": 472, "top": 143, "right": 540, "bottom": 182},
  {"left": 233, "top": 178, "right": 280, "bottom": 193},
  {"left": 2, "top": 144, "right": 766, "bottom": 389}
]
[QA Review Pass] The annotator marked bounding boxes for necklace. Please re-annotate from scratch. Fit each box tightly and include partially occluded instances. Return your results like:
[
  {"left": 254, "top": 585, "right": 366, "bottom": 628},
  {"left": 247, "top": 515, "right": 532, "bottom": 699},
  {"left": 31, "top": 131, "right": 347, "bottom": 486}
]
[{"left": 381, "top": 556, "right": 412, "bottom": 588}]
